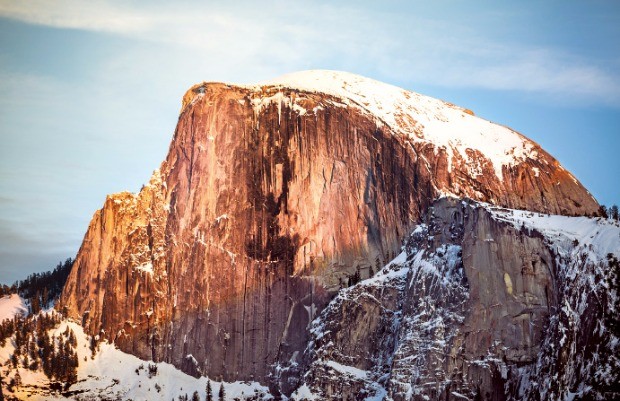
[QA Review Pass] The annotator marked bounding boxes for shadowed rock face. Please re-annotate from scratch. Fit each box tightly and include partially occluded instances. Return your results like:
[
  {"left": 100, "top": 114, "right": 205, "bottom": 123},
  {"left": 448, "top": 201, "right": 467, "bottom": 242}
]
[
  {"left": 297, "top": 198, "right": 558, "bottom": 400},
  {"left": 59, "top": 75, "right": 599, "bottom": 390},
  {"left": 297, "top": 198, "right": 619, "bottom": 401}
]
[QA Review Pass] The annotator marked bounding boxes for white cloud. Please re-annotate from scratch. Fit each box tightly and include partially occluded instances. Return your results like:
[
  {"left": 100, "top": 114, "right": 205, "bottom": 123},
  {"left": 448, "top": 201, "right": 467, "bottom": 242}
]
[
  {"left": 0, "top": 0, "right": 152, "bottom": 33},
  {"left": 393, "top": 45, "right": 620, "bottom": 104},
  {"left": 0, "top": 0, "right": 618, "bottom": 105}
]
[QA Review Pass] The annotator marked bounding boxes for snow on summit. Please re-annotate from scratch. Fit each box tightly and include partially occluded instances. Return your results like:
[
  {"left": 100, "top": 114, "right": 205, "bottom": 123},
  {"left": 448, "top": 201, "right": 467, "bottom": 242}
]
[{"left": 256, "top": 70, "right": 536, "bottom": 179}]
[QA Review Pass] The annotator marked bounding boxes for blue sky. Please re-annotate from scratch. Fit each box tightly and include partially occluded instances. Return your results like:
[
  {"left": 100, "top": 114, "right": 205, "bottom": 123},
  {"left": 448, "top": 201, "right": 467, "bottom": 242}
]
[{"left": 1, "top": 1, "right": 619, "bottom": 283}]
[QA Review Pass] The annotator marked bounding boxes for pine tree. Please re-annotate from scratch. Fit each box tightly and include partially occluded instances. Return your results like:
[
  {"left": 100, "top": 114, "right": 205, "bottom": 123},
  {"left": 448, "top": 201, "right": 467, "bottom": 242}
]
[
  {"left": 13, "top": 369, "right": 21, "bottom": 388},
  {"left": 41, "top": 331, "right": 53, "bottom": 378},
  {"left": 89, "top": 335, "right": 97, "bottom": 358},
  {"left": 31, "top": 293, "right": 41, "bottom": 315},
  {"left": 42, "top": 287, "right": 49, "bottom": 308},
  {"left": 56, "top": 336, "right": 66, "bottom": 381},
  {"left": 192, "top": 390, "right": 201, "bottom": 401},
  {"left": 0, "top": 368, "right": 5, "bottom": 401},
  {"left": 66, "top": 348, "right": 78, "bottom": 385},
  {"left": 28, "top": 337, "right": 37, "bottom": 361},
  {"left": 68, "top": 329, "right": 77, "bottom": 347},
  {"left": 610, "top": 205, "right": 619, "bottom": 221},
  {"left": 30, "top": 356, "right": 39, "bottom": 371},
  {"left": 13, "top": 323, "right": 23, "bottom": 354},
  {"left": 218, "top": 383, "right": 225, "bottom": 401},
  {"left": 206, "top": 380, "right": 213, "bottom": 401}
]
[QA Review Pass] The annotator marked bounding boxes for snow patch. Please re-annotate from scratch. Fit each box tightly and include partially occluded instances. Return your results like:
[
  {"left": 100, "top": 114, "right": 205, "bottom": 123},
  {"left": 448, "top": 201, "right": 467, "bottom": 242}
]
[
  {"left": 324, "top": 360, "right": 368, "bottom": 380},
  {"left": 215, "top": 214, "right": 229, "bottom": 223},
  {"left": 291, "top": 383, "right": 320, "bottom": 400},
  {"left": 0, "top": 294, "right": 27, "bottom": 322},
  {"left": 134, "top": 262, "right": 154, "bottom": 274}
]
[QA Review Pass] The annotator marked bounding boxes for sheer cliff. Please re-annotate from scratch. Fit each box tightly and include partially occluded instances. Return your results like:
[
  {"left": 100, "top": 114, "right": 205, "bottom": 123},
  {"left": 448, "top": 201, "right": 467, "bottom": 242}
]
[
  {"left": 59, "top": 71, "right": 600, "bottom": 394},
  {"left": 295, "top": 198, "right": 619, "bottom": 400}
]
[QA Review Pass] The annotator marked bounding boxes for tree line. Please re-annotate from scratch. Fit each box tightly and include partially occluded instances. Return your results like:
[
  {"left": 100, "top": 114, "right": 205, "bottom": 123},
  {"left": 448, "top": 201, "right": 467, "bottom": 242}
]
[
  {"left": 173, "top": 379, "right": 271, "bottom": 400},
  {"left": 0, "top": 258, "right": 73, "bottom": 315},
  {"left": 1, "top": 311, "right": 79, "bottom": 393},
  {"left": 598, "top": 204, "right": 619, "bottom": 221}
]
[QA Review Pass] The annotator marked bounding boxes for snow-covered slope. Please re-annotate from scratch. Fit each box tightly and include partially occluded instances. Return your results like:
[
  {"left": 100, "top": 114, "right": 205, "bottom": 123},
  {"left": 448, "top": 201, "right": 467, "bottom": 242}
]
[
  {"left": 0, "top": 293, "right": 27, "bottom": 321},
  {"left": 0, "top": 317, "right": 271, "bottom": 400},
  {"left": 257, "top": 70, "right": 535, "bottom": 180},
  {"left": 488, "top": 205, "right": 620, "bottom": 259}
]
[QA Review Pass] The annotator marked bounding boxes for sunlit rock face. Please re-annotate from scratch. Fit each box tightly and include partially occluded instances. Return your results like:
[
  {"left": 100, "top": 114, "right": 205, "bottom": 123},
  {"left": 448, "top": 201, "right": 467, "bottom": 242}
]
[{"left": 59, "top": 71, "right": 599, "bottom": 392}]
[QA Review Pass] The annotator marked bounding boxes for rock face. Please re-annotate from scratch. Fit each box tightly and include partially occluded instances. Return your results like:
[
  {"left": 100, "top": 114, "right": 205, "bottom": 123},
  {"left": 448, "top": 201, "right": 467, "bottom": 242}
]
[
  {"left": 296, "top": 198, "right": 619, "bottom": 401},
  {"left": 59, "top": 71, "right": 599, "bottom": 393},
  {"left": 296, "top": 198, "right": 557, "bottom": 399}
]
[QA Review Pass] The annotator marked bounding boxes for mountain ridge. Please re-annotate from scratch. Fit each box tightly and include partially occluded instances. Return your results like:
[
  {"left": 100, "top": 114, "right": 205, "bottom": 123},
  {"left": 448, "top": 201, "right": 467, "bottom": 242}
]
[
  {"left": 184, "top": 70, "right": 594, "bottom": 196},
  {"left": 57, "top": 71, "right": 603, "bottom": 398}
]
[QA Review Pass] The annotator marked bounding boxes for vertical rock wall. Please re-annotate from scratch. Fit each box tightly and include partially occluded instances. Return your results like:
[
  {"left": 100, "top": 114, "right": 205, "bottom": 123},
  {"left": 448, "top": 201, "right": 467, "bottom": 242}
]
[
  {"left": 60, "top": 80, "right": 599, "bottom": 391},
  {"left": 61, "top": 85, "right": 428, "bottom": 385},
  {"left": 298, "top": 198, "right": 559, "bottom": 400}
]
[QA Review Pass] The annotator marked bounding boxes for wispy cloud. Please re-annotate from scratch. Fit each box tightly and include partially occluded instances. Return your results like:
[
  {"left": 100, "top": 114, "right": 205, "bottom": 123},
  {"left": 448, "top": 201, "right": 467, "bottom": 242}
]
[
  {"left": 0, "top": 0, "right": 151, "bottom": 33},
  {"left": 1, "top": 1, "right": 618, "bottom": 106}
]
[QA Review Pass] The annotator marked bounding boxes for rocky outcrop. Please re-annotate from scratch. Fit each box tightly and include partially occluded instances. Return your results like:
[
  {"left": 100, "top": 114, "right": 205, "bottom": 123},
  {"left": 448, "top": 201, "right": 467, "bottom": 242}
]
[
  {"left": 59, "top": 71, "right": 599, "bottom": 392},
  {"left": 296, "top": 198, "right": 619, "bottom": 401},
  {"left": 516, "top": 232, "right": 620, "bottom": 401},
  {"left": 296, "top": 198, "right": 557, "bottom": 400}
]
